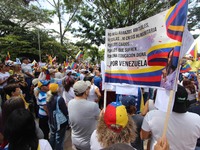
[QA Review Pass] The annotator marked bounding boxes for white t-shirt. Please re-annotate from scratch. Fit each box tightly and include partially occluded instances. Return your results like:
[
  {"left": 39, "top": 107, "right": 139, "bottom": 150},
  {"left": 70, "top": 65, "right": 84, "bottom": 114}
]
[
  {"left": 62, "top": 87, "right": 75, "bottom": 104},
  {"left": 142, "top": 110, "right": 200, "bottom": 150},
  {"left": 0, "top": 72, "right": 10, "bottom": 89},
  {"left": 186, "top": 88, "right": 196, "bottom": 101},
  {"left": 148, "top": 99, "right": 157, "bottom": 111},
  {"left": 90, "top": 130, "right": 103, "bottom": 150},
  {"left": 80, "top": 73, "right": 85, "bottom": 80},
  {"left": 21, "top": 63, "right": 33, "bottom": 78},
  {"left": 87, "top": 84, "right": 98, "bottom": 102},
  {"left": 55, "top": 72, "right": 64, "bottom": 79},
  {"left": 39, "top": 139, "right": 52, "bottom": 150}
]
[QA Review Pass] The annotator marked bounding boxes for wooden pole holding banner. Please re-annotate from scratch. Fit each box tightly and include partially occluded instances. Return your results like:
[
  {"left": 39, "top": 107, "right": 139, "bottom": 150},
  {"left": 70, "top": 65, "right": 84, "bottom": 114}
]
[
  {"left": 103, "top": 88, "right": 107, "bottom": 111},
  {"left": 162, "top": 90, "right": 175, "bottom": 136}
]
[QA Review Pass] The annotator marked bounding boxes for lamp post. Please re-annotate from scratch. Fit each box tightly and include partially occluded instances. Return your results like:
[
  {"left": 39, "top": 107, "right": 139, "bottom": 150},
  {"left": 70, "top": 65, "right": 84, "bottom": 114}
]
[{"left": 38, "top": 29, "right": 41, "bottom": 62}]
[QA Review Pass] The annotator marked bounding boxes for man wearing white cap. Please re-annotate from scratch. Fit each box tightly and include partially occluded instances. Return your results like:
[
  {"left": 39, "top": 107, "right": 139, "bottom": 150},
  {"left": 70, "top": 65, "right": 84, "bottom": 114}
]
[{"left": 68, "top": 80, "right": 100, "bottom": 150}]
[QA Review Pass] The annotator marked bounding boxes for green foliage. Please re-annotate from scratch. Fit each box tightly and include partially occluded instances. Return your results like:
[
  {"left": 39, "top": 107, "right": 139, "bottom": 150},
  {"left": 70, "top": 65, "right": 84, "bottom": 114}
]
[
  {"left": 46, "top": 0, "right": 82, "bottom": 45},
  {"left": 70, "top": 0, "right": 168, "bottom": 61},
  {"left": 188, "top": 5, "right": 200, "bottom": 30},
  {"left": 0, "top": 0, "right": 65, "bottom": 62}
]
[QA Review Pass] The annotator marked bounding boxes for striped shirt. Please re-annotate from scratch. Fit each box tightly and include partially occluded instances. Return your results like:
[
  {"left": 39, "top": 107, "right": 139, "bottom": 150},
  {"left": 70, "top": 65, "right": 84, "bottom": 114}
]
[{"left": 37, "top": 91, "right": 47, "bottom": 117}]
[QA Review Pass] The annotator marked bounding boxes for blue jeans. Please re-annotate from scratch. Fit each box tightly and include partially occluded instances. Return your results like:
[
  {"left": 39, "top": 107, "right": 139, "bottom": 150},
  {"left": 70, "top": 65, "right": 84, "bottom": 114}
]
[{"left": 49, "top": 124, "right": 67, "bottom": 150}]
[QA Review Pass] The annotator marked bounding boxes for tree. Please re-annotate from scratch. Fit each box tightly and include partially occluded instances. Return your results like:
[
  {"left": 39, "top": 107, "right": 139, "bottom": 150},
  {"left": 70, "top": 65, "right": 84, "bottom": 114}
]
[
  {"left": 70, "top": 0, "right": 198, "bottom": 61},
  {"left": 46, "top": 0, "right": 82, "bottom": 45},
  {"left": 188, "top": 3, "right": 200, "bottom": 31},
  {"left": 0, "top": 0, "right": 58, "bottom": 62},
  {"left": 71, "top": 0, "right": 170, "bottom": 61}
]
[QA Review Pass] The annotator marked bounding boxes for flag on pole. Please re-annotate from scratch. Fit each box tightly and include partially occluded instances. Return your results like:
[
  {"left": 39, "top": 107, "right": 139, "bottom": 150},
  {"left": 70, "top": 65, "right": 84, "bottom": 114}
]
[
  {"left": 135, "top": 88, "right": 145, "bottom": 113},
  {"left": 190, "top": 43, "right": 198, "bottom": 60},
  {"left": 48, "top": 55, "right": 53, "bottom": 66},
  {"left": 6, "top": 52, "right": 10, "bottom": 61},
  {"left": 32, "top": 60, "right": 37, "bottom": 65},
  {"left": 75, "top": 51, "right": 83, "bottom": 60},
  {"left": 52, "top": 56, "right": 57, "bottom": 63},
  {"left": 180, "top": 62, "right": 191, "bottom": 73},
  {"left": 70, "top": 61, "right": 77, "bottom": 69},
  {"left": 165, "top": 0, "right": 188, "bottom": 42}
]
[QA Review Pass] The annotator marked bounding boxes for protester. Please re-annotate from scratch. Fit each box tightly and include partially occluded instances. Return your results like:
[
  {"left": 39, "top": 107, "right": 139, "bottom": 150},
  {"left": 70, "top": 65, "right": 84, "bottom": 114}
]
[
  {"left": 120, "top": 95, "right": 144, "bottom": 150},
  {"left": 0, "top": 97, "right": 44, "bottom": 149},
  {"left": 93, "top": 69, "right": 102, "bottom": 89},
  {"left": 32, "top": 78, "right": 40, "bottom": 118},
  {"left": 141, "top": 89, "right": 157, "bottom": 116},
  {"left": 141, "top": 85, "right": 200, "bottom": 150},
  {"left": 68, "top": 80, "right": 100, "bottom": 150},
  {"left": 188, "top": 91, "right": 200, "bottom": 149},
  {"left": 182, "top": 79, "right": 197, "bottom": 105},
  {"left": 37, "top": 80, "right": 50, "bottom": 140},
  {"left": 90, "top": 101, "right": 136, "bottom": 150},
  {"left": 21, "top": 57, "right": 34, "bottom": 102},
  {"left": 3, "top": 109, "right": 51, "bottom": 150},
  {"left": 47, "top": 83, "right": 68, "bottom": 150},
  {"left": 84, "top": 75, "right": 101, "bottom": 103},
  {"left": 12, "top": 64, "right": 27, "bottom": 91},
  {"left": 55, "top": 66, "right": 64, "bottom": 79},
  {"left": 0, "top": 63, "right": 10, "bottom": 103},
  {"left": 38, "top": 66, "right": 48, "bottom": 80},
  {"left": 3, "top": 83, "right": 29, "bottom": 109},
  {"left": 62, "top": 77, "right": 75, "bottom": 105},
  {"left": 101, "top": 137, "right": 169, "bottom": 150}
]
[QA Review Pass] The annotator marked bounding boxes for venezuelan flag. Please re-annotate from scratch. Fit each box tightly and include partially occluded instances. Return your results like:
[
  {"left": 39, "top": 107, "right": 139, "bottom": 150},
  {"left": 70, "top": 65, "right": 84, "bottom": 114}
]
[
  {"left": 70, "top": 62, "right": 77, "bottom": 69},
  {"left": 165, "top": 0, "right": 188, "bottom": 42},
  {"left": 75, "top": 51, "right": 83, "bottom": 60},
  {"left": 6, "top": 52, "right": 10, "bottom": 61},
  {"left": 147, "top": 42, "right": 181, "bottom": 68},
  {"left": 180, "top": 63, "right": 191, "bottom": 73},
  {"left": 105, "top": 66, "right": 164, "bottom": 86},
  {"left": 190, "top": 43, "right": 198, "bottom": 60},
  {"left": 134, "top": 88, "right": 145, "bottom": 113}
]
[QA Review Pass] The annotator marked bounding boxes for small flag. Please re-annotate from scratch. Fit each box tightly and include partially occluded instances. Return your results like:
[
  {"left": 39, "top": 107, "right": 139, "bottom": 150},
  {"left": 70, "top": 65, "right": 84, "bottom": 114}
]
[
  {"left": 32, "top": 60, "right": 37, "bottom": 65},
  {"left": 190, "top": 43, "right": 198, "bottom": 60},
  {"left": 6, "top": 52, "right": 10, "bottom": 61},
  {"left": 180, "top": 62, "right": 191, "bottom": 73},
  {"left": 52, "top": 56, "right": 56, "bottom": 63},
  {"left": 48, "top": 55, "right": 53, "bottom": 66},
  {"left": 75, "top": 51, "right": 83, "bottom": 60},
  {"left": 135, "top": 88, "right": 145, "bottom": 113},
  {"left": 70, "top": 61, "right": 77, "bottom": 69}
]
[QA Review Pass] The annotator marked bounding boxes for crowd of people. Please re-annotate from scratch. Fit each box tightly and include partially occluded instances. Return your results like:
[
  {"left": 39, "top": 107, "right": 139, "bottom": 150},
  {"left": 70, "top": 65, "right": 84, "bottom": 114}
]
[{"left": 0, "top": 57, "right": 200, "bottom": 150}]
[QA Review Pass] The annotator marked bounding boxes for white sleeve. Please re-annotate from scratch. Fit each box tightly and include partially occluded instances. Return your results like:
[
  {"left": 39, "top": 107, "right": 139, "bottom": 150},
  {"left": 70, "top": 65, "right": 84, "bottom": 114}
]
[
  {"left": 90, "top": 130, "right": 103, "bottom": 150},
  {"left": 39, "top": 139, "right": 52, "bottom": 150},
  {"left": 141, "top": 111, "right": 152, "bottom": 132}
]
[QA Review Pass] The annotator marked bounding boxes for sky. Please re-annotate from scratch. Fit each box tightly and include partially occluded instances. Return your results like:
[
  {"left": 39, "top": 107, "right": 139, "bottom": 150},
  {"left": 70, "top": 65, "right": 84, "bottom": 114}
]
[{"left": 32, "top": 0, "right": 80, "bottom": 43}]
